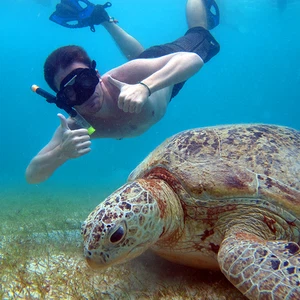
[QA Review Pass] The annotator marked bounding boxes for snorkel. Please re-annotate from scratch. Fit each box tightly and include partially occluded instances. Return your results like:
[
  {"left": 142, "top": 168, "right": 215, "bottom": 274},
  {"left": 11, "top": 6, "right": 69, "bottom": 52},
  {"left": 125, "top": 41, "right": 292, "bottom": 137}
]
[{"left": 31, "top": 85, "right": 96, "bottom": 135}]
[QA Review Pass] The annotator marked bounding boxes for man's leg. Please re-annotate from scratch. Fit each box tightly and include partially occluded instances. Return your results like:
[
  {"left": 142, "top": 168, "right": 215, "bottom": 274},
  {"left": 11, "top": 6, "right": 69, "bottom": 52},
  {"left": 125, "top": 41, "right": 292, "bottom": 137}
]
[
  {"left": 102, "top": 22, "right": 145, "bottom": 60},
  {"left": 186, "top": 0, "right": 208, "bottom": 29}
]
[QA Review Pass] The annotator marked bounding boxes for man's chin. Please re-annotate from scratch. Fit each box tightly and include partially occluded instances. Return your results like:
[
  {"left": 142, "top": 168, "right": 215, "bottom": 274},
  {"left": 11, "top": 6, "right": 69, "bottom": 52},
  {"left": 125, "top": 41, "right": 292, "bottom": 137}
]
[
  {"left": 79, "top": 101, "right": 102, "bottom": 115},
  {"left": 87, "top": 104, "right": 101, "bottom": 114}
]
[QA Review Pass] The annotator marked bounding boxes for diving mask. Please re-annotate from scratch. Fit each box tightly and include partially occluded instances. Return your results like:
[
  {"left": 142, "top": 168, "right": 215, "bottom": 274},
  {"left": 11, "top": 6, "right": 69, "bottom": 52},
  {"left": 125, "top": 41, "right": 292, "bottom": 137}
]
[{"left": 57, "top": 60, "right": 100, "bottom": 107}]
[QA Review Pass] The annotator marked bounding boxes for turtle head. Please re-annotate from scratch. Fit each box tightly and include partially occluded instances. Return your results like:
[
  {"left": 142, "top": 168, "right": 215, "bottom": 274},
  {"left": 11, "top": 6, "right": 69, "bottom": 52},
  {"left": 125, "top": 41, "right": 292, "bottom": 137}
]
[{"left": 81, "top": 178, "right": 179, "bottom": 269}]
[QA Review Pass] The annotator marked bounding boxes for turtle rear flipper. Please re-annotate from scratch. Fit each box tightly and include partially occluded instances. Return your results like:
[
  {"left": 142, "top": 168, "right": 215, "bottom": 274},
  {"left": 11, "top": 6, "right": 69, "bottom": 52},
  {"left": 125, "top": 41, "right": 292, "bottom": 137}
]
[{"left": 218, "top": 230, "right": 300, "bottom": 299}]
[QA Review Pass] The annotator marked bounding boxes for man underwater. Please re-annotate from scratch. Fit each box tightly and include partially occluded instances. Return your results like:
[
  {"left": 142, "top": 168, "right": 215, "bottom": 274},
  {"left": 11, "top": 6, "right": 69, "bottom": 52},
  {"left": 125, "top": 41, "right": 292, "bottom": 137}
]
[{"left": 26, "top": 0, "right": 220, "bottom": 183}]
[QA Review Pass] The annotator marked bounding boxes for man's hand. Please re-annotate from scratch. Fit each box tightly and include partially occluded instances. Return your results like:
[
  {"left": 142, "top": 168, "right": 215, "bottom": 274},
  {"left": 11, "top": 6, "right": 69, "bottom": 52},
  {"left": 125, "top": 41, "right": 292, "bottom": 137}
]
[
  {"left": 108, "top": 76, "right": 150, "bottom": 113},
  {"left": 57, "top": 114, "right": 91, "bottom": 159},
  {"left": 90, "top": 4, "right": 111, "bottom": 25}
]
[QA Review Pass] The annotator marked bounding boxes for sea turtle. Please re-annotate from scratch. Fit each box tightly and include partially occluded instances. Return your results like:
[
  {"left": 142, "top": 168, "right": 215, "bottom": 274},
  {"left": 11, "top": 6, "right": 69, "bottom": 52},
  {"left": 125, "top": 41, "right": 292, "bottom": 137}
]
[{"left": 81, "top": 124, "right": 300, "bottom": 299}]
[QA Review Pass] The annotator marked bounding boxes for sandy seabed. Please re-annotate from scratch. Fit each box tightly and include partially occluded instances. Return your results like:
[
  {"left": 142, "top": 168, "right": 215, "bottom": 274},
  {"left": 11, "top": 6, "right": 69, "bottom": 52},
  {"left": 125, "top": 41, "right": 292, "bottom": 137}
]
[{"left": 0, "top": 188, "right": 246, "bottom": 299}]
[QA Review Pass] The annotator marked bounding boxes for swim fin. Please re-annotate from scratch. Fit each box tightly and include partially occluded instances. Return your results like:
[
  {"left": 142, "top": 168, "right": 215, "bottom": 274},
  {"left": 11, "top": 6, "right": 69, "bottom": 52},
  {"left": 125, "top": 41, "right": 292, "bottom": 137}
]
[
  {"left": 49, "top": 0, "right": 115, "bottom": 32},
  {"left": 204, "top": 0, "right": 220, "bottom": 30}
]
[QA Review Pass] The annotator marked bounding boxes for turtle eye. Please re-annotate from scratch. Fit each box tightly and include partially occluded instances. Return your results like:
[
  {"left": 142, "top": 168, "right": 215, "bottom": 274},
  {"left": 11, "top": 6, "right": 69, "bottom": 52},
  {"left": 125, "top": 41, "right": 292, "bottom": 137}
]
[{"left": 110, "top": 226, "right": 125, "bottom": 243}]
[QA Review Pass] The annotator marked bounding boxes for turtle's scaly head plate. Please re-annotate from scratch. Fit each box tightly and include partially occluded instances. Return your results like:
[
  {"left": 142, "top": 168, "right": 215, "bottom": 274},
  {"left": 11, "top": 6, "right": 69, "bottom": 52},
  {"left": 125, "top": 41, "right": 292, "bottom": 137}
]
[{"left": 81, "top": 179, "right": 164, "bottom": 269}]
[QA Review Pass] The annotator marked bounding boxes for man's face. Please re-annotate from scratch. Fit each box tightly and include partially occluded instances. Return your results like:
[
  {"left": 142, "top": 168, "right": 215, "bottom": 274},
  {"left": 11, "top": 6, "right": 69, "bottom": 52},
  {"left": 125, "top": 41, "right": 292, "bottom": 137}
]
[{"left": 54, "top": 62, "right": 104, "bottom": 115}]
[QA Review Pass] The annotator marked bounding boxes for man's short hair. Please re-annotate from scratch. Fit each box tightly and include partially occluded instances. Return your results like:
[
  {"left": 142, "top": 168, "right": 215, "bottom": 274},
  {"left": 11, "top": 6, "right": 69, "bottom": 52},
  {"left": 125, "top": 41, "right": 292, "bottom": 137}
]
[{"left": 44, "top": 45, "right": 92, "bottom": 92}]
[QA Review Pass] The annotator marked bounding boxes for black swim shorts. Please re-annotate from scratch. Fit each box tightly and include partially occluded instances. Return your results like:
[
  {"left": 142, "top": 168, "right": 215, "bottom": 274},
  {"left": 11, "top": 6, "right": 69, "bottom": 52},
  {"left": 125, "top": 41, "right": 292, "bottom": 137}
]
[{"left": 137, "top": 26, "right": 220, "bottom": 99}]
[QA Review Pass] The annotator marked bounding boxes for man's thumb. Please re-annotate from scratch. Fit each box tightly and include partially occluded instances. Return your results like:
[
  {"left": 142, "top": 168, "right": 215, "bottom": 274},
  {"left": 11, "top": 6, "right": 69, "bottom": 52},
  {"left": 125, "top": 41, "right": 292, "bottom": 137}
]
[
  {"left": 108, "top": 75, "right": 125, "bottom": 90},
  {"left": 57, "top": 113, "right": 70, "bottom": 131}
]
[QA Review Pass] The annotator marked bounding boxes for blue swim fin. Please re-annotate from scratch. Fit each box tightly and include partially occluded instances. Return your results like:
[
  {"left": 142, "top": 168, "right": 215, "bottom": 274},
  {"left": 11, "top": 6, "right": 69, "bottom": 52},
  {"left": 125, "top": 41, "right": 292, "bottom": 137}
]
[
  {"left": 49, "top": 0, "right": 114, "bottom": 32},
  {"left": 204, "top": 0, "right": 220, "bottom": 30}
]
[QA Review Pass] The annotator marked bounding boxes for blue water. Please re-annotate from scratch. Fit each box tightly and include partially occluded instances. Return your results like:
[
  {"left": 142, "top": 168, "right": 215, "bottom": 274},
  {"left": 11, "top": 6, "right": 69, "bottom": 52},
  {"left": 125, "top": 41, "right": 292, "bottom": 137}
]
[{"left": 0, "top": 0, "right": 299, "bottom": 194}]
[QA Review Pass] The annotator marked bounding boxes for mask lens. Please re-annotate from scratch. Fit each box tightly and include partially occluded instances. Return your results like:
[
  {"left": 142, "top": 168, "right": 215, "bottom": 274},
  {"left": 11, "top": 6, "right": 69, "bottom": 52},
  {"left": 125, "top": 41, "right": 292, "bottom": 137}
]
[
  {"left": 73, "top": 69, "right": 99, "bottom": 104},
  {"left": 64, "top": 86, "right": 76, "bottom": 98},
  {"left": 78, "top": 70, "right": 98, "bottom": 89},
  {"left": 57, "top": 68, "right": 99, "bottom": 107}
]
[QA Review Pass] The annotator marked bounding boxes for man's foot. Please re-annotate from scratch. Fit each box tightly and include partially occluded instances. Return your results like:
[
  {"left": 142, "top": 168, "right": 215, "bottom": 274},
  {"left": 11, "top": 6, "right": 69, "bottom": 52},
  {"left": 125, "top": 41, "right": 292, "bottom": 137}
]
[{"left": 204, "top": 0, "right": 220, "bottom": 30}]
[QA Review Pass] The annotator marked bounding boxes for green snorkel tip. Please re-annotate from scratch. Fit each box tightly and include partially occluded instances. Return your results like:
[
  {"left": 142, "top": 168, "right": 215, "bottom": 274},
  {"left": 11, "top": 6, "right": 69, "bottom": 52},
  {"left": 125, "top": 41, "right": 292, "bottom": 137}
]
[{"left": 87, "top": 126, "right": 96, "bottom": 135}]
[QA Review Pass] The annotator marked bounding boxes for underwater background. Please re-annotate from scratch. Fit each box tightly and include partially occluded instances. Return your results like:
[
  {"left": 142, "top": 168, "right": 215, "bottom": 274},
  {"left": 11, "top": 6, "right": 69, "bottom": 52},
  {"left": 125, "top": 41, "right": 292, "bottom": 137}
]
[
  {"left": 0, "top": 0, "right": 299, "bottom": 298},
  {"left": 0, "top": 0, "right": 299, "bottom": 192}
]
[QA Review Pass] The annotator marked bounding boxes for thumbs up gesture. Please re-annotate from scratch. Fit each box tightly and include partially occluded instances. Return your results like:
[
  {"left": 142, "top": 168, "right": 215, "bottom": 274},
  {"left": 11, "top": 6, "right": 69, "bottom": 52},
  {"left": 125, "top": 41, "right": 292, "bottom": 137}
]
[
  {"left": 108, "top": 75, "right": 150, "bottom": 114},
  {"left": 57, "top": 113, "right": 91, "bottom": 159}
]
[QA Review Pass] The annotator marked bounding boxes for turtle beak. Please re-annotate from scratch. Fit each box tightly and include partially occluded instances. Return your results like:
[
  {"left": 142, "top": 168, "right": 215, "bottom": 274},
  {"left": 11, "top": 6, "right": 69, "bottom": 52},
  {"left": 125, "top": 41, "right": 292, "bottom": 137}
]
[
  {"left": 85, "top": 256, "right": 106, "bottom": 269},
  {"left": 85, "top": 255, "right": 126, "bottom": 270},
  {"left": 84, "top": 247, "right": 107, "bottom": 269}
]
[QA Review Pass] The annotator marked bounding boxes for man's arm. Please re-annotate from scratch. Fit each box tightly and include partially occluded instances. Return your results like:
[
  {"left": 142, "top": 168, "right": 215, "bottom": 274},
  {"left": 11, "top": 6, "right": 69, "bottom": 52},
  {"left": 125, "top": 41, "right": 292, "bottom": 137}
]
[
  {"left": 137, "top": 52, "right": 204, "bottom": 94},
  {"left": 94, "top": 4, "right": 144, "bottom": 60},
  {"left": 108, "top": 52, "right": 204, "bottom": 113},
  {"left": 25, "top": 114, "right": 91, "bottom": 184},
  {"left": 50, "top": 1, "right": 144, "bottom": 60},
  {"left": 102, "top": 22, "right": 144, "bottom": 60}
]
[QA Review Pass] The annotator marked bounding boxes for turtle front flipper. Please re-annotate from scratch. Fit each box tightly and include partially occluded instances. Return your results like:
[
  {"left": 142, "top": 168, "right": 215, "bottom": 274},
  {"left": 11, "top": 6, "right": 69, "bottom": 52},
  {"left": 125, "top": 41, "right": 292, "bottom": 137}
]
[{"left": 218, "top": 230, "right": 300, "bottom": 299}]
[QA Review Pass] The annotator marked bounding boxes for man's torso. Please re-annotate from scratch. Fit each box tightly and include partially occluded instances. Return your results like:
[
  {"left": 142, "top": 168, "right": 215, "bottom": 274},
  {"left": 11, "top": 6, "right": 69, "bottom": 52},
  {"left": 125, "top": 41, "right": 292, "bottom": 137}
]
[{"left": 81, "top": 72, "right": 172, "bottom": 139}]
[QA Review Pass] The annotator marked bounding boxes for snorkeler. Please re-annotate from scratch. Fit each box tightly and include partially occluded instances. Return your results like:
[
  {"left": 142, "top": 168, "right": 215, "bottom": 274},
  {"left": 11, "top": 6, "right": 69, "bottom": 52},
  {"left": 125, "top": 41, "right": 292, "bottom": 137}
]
[{"left": 26, "top": 0, "right": 220, "bottom": 184}]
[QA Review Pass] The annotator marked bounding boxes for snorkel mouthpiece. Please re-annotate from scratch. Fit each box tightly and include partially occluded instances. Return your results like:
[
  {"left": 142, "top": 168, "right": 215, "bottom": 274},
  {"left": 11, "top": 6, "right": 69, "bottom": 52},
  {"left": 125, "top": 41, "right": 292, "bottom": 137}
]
[{"left": 31, "top": 84, "right": 95, "bottom": 135}]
